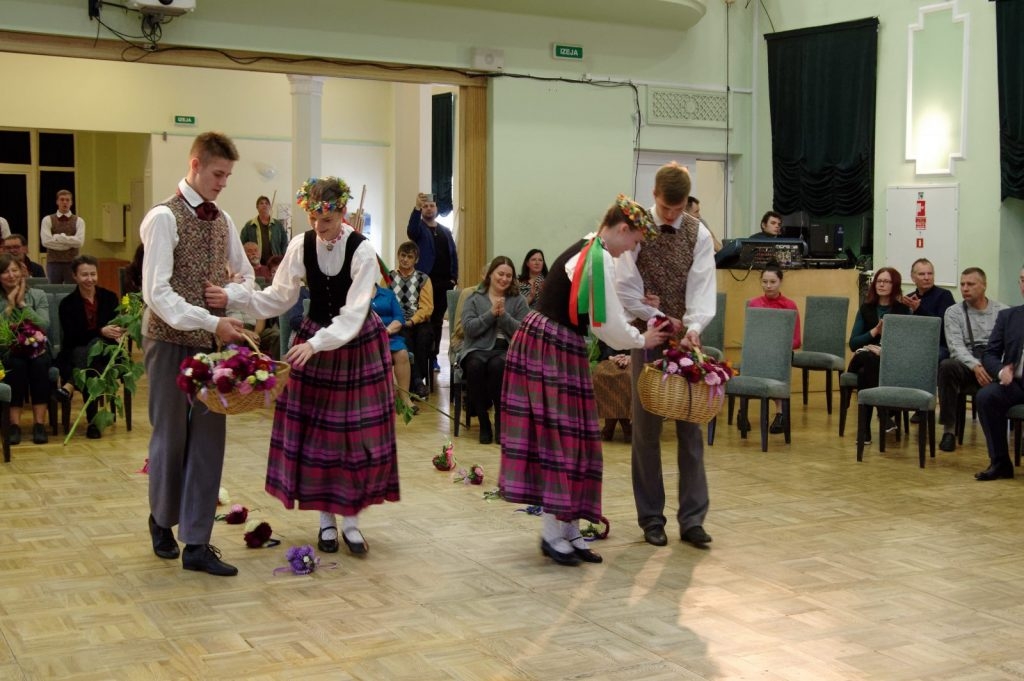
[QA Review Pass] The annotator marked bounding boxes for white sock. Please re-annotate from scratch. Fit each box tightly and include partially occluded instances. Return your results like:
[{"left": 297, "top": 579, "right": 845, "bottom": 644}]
[
  {"left": 542, "top": 513, "right": 572, "bottom": 553},
  {"left": 342, "top": 515, "right": 363, "bottom": 543},
  {"left": 319, "top": 512, "right": 338, "bottom": 540},
  {"left": 563, "top": 519, "right": 588, "bottom": 550}
]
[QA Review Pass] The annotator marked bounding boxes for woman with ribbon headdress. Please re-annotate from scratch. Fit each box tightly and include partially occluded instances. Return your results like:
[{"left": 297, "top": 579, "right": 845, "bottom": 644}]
[
  {"left": 498, "top": 196, "right": 670, "bottom": 567},
  {"left": 207, "top": 176, "right": 398, "bottom": 558}
]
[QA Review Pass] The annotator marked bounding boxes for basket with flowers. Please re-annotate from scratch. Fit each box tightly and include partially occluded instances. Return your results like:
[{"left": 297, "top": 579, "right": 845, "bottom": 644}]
[
  {"left": 637, "top": 336, "right": 734, "bottom": 424},
  {"left": 177, "top": 339, "right": 289, "bottom": 415}
]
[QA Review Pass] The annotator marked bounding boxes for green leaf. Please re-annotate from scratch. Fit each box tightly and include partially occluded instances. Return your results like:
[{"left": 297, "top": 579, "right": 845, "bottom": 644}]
[
  {"left": 86, "top": 341, "right": 108, "bottom": 364},
  {"left": 92, "top": 409, "right": 115, "bottom": 431}
]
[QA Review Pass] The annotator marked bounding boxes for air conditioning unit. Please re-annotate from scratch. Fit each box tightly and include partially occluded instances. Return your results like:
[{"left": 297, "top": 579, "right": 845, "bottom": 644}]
[{"left": 126, "top": 0, "right": 196, "bottom": 16}]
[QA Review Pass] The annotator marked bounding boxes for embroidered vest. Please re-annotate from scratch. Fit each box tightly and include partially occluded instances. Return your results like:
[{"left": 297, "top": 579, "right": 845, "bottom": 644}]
[
  {"left": 47, "top": 213, "right": 80, "bottom": 262},
  {"left": 304, "top": 230, "right": 366, "bottom": 326},
  {"left": 631, "top": 214, "right": 699, "bottom": 336},
  {"left": 145, "top": 195, "right": 229, "bottom": 348}
]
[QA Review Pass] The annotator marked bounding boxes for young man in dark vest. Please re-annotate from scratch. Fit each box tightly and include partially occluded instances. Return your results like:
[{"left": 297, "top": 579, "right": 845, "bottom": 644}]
[
  {"left": 40, "top": 189, "right": 86, "bottom": 283},
  {"left": 140, "top": 132, "right": 252, "bottom": 576},
  {"left": 614, "top": 162, "right": 718, "bottom": 548}
]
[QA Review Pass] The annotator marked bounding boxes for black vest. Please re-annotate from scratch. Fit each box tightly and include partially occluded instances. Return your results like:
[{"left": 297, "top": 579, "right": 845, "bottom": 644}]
[
  {"left": 535, "top": 239, "right": 589, "bottom": 336},
  {"left": 304, "top": 230, "right": 366, "bottom": 326}
]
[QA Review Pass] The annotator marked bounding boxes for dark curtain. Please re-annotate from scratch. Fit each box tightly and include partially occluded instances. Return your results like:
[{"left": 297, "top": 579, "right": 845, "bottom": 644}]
[
  {"left": 996, "top": 0, "right": 1024, "bottom": 200},
  {"left": 431, "top": 93, "right": 454, "bottom": 217},
  {"left": 765, "top": 18, "right": 879, "bottom": 216}
]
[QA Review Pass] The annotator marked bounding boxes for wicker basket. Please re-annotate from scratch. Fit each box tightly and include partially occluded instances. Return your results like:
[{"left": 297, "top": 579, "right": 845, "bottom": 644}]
[
  {"left": 197, "top": 363, "right": 290, "bottom": 416},
  {"left": 637, "top": 363, "right": 724, "bottom": 424}
]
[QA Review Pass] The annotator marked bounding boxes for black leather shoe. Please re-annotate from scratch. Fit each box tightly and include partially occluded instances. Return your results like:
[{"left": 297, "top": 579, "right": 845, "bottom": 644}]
[
  {"left": 681, "top": 525, "right": 713, "bottom": 547},
  {"left": 540, "top": 539, "right": 580, "bottom": 566},
  {"left": 769, "top": 413, "right": 785, "bottom": 434},
  {"left": 939, "top": 432, "right": 956, "bottom": 452},
  {"left": 975, "top": 466, "right": 1014, "bottom": 481},
  {"left": 317, "top": 526, "right": 339, "bottom": 553},
  {"left": 342, "top": 530, "right": 368, "bottom": 555},
  {"left": 479, "top": 419, "right": 493, "bottom": 445},
  {"left": 643, "top": 525, "right": 668, "bottom": 546},
  {"left": 573, "top": 546, "right": 603, "bottom": 563},
  {"left": 86, "top": 424, "right": 102, "bottom": 439},
  {"left": 8, "top": 425, "right": 20, "bottom": 446},
  {"left": 32, "top": 423, "right": 47, "bottom": 444},
  {"left": 182, "top": 544, "right": 238, "bottom": 576},
  {"left": 149, "top": 514, "right": 179, "bottom": 559},
  {"left": 56, "top": 386, "right": 73, "bottom": 402}
]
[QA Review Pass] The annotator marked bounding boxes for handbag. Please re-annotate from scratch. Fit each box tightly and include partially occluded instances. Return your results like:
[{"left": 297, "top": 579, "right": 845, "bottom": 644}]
[{"left": 963, "top": 302, "right": 986, "bottom": 360}]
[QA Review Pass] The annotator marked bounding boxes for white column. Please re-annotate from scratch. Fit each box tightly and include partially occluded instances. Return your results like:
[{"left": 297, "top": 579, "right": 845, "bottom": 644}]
[{"left": 288, "top": 75, "right": 325, "bottom": 187}]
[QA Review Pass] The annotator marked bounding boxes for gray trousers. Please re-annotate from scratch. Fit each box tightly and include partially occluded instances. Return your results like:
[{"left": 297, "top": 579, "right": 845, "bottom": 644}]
[
  {"left": 46, "top": 261, "right": 74, "bottom": 284},
  {"left": 145, "top": 337, "right": 226, "bottom": 545},
  {"left": 630, "top": 348, "right": 709, "bottom": 533}
]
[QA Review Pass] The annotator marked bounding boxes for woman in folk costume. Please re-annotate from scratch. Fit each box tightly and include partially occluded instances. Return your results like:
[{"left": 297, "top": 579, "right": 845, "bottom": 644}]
[
  {"left": 499, "top": 196, "right": 670, "bottom": 566},
  {"left": 210, "top": 176, "right": 397, "bottom": 556}
]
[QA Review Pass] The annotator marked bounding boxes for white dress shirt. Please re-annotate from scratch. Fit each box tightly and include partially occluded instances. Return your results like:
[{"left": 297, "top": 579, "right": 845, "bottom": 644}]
[
  {"left": 613, "top": 206, "right": 717, "bottom": 335},
  {"left": 140, "top": 179, "right": 253, "bottom": 334},
  {"left": 40, "top": 213, "right": 86, "bottom": 250},
  {"left": 224, "top": 227, "right": 378, "bottom": 354},
  {"left": 566, "top": 233, "right": 644, "bottom": 351}
]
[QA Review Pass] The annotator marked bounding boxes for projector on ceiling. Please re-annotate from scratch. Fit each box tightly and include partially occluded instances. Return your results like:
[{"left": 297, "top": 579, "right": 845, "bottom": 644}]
[{"left": 126, "top": 0, "right": 196, "bottom": 16}]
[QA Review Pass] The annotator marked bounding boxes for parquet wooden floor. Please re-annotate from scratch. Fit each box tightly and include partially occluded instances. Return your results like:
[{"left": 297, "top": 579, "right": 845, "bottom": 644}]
[{"left": 2, "top": 361, "right": 1024, "bottom": 680}]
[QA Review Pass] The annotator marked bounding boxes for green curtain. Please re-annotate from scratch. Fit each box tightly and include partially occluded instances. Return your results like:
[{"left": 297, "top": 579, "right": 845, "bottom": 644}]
[
  {"left": 765, "top": 18, "right": 879, "bottom": 216},
  {"left": 431, "top": 93, "right": 454, "bottom": 217},
  {"left": 996, "top": 0, "right": 1024, "bottom": 201}
]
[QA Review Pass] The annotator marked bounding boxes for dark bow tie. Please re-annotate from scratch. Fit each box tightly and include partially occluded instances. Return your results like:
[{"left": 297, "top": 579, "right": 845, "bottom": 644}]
[
  {"left": 178, "top": 190, "right": 219, "bottom": 221},
  {"left": 660, "top": 224, "right": 675, "bottom": 234},
  {"left": 57, "top": 215, "right": 70, "bottom": 222}
]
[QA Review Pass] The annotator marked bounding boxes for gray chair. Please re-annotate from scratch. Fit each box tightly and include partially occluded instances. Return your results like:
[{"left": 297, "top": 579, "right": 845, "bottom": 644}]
[
  {"left": 838, "top": 370, "right": 859, "bottom": 436},
  {"left": 33, "top": 283, "right": 76, "bottom": 297},
  {"left": 710, "top": 307, "right": 796, "bottom": 452},
  {"left": 447, "top": 288, "right": 473, "bottom": 436},
  {"left": 702, "top": 292, "right": 727, "bottom": 361},
  {"left": 791, "top": 296, "right": 848, "bottom": 414},
  {"left": 26, "top": 277, "right": 50, "bottom": 288},
  {"left": 0, "top": 382, "right": 11, "bottom": 462},
  {"left": 855, "top": 315, "right": 941, "bottom": 468}
]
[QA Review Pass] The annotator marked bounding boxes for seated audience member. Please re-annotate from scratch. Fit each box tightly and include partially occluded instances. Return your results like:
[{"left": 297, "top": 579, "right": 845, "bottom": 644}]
[
  {"left": 56, "top": 255, "right": 123, "bottom": 439},
  {"left": 0, "top": 254, "right": 51, "bottom": 445},
  {"left": 372, "top": 284, "right": 416, "bottom": 414},
  {"left": 388, "top": 241, "right": 434, "bottom": 399},
  {"left": 749, "top": 210, "right": 783, "bottom": 239},
  {"left": 847, "top": 267, "right": 911, "bottom": 435},
  {"left": 0, "top": 216, "right": 9, "bottom": 239},
  {"left": 904, "top": 258, "right": 955, "bottom": 362},
  {"left": 974, "top": 267, "right": 1024, "bottom": 481},
  {"left": 239, "top": 196, "right": 288, "bottom": 265},
  {"left": 745, "top": 262, "right": 802, "bottom": 434},
  {"left": 122, "top": 243, "right": 144, "bottom": 294},
  {"left": 591, "top": 339, "right": 633, "bottom": 442},
  {"left": 459, "top": 256, "right": 529, "bottom": 444},
  {"left": 243, "top": 242, "right": 271, "bottom": 280},
  {"left": 518, "top": 249, "right": 548, "bottom": 308},
  {"left": 938, "top": 267, "right": 1007, "bottom": 452},
  {"left": 3, "top": 234, "right": 46, "bottom": 279}
]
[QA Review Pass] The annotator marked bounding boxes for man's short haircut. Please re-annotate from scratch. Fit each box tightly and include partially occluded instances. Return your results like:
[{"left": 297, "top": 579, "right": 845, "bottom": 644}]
[
  {"left": 687, "top": 196, "right": 700, "bottom": 209},
  {"left": 56, "top": 189, "right": 72, "bottom": 199},
  {"left": 190, "top": 132, "right": 239, "bottom": 165},
  {"left": 4, "top": 234, "right": 26, "bottom": 246},
  {"left": 911, "top": 258, "right": 933, "bottom": 273},
  {"left": 397, "top": 241, "right": 420, "bottom": 257},
  {"left": 654, "top": 163, "right": 691, "bottom": 205},
  {"left": 71, "top": 254, "right": 98, "bottom": 274},
  {"left": 761, "top": 210, "right": 783, "bottom": 226},
  {"left": 256, "top": 196, "right": 270, "bottom": 206},
  {"left": 961, "top": 266, "right": 986, "bottom": 283}
]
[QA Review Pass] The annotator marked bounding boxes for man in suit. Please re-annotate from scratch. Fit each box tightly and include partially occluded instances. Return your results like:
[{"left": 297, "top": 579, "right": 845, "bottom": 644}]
[{"left": 974, "top": 267, "right": 1024, "bottom": 481}]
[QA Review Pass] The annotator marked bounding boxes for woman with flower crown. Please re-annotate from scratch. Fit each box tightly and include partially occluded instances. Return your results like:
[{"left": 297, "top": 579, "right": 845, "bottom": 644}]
[
  {"left": 208, "top": 176, "right": 397, "bottom": 556},
  {"left": 498, "top": 196, "right": 670, "bottom": 567}
]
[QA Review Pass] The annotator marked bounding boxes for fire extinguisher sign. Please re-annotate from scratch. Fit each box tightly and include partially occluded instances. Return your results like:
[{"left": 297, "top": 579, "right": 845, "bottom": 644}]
[{"left": 915, "top": 193, "right": 927, "bottom": 230}]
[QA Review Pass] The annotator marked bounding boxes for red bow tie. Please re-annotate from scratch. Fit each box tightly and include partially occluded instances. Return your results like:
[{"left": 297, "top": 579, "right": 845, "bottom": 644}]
[
  {"left": 57, "top": 215, "right": 70, "bottom": 222},
  {"left": 177, "top": 190, "right": 219, "bottom": 221},
  {"left": 660, "top": 224, "right": 675, "bottom": 234}
]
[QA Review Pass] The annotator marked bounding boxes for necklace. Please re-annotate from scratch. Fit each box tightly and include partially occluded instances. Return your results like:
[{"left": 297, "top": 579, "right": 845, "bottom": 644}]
[{"left": 319, "top": 232, "right": 343, "bottom": 251}]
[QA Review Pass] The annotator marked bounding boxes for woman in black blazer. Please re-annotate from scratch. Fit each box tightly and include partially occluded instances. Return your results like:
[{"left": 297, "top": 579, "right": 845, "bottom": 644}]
[{"left": 57, "top": 255, "right": 123, "bottom": 439}]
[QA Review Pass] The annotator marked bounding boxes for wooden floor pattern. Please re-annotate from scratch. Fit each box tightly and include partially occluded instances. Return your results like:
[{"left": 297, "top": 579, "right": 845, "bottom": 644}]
[{"left": 2, "top": 366, "right": 1024, "bottom": 680}]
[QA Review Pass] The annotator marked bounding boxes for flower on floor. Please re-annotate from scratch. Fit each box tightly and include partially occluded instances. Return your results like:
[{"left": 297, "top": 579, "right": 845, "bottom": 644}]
[
  {"left": 283, "top": 545, "right": 318, "bottom": 574},
  {"left": 218, "top": 487, "right": 231, "bottom": 505},
  {"left": 243, "top": 520, "right": 278, "bottom": 548},
  {"left": 580, "top": 515, "right": 611, "bottom": 541},
  {"left": 216, "top": 504, "right": 248, "bottom": 524},
  {"left": 452, "top": 464, "right": 484, "bottom": 485},
  {"left": 433, "top": 440, "right": 457, "bottom": 471}
]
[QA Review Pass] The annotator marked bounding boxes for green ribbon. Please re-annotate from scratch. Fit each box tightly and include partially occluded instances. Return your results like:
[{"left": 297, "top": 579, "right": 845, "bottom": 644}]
[{"left": 576, "top": 237, "right": 607, "bottom": 326}]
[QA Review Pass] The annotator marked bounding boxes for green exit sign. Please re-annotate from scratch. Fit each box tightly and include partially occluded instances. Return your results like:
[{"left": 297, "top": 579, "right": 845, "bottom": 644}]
[
  {"left": 552, "top": 44, "right": 583, "bottom": 60},
  {"left": 174, "top": 115, "right": 196, "bottom": 126}
]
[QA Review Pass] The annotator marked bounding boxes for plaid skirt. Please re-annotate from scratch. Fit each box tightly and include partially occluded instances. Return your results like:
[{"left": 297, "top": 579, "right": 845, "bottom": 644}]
[
  {"left": 499, "top": 311, "right": 602, "bottom": 522},
  {"left": 266, "top": 313, "right": 399, "bottom": 515}
]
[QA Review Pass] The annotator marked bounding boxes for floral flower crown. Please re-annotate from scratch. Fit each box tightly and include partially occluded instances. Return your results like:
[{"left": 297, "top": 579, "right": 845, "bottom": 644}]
[
  {"left": 615, "top": 194, "right": 657, "bottom": 240},
  {"left": 296, "top": 176, "right": 352, "bottom": 214}
]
